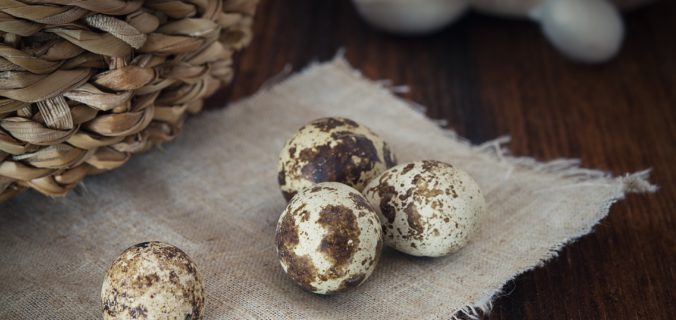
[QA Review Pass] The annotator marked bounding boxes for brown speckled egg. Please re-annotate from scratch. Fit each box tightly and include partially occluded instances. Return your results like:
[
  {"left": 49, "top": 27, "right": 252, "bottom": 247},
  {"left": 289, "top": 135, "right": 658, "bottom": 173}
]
[
  {"left": 101, "top": 241, "right": 204, "bottom": 320},
  {"left": 277, "top": 117, "right": 397, "bottom": 201},
  {"left": 275, "top": 182, "right": 383, "bottom": 294},
  {"left": 363, "top": 160, "right": 485, "bottom": 257}
]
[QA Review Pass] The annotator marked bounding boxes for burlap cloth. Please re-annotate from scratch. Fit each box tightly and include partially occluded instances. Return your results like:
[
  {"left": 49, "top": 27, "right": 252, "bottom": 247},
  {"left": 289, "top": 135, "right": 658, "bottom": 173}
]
[{"left": 0, "top": 57, "right": 656, "bottom": 319}]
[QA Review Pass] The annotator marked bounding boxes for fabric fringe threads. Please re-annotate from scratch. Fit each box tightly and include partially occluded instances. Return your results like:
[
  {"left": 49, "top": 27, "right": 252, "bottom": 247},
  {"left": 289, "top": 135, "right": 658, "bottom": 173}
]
[
  {"left": 0, "top": 0, "right": 259, "bottom": 202},
  {"left": 437, "top": 126, "right": 656, "bottom": 320},
  {"left": 367, "top": 57, "right": 657, "bottom": 318}
]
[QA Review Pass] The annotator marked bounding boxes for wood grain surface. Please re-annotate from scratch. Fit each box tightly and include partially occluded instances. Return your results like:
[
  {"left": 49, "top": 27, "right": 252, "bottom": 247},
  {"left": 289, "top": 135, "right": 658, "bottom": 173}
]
[{"left": 208, "top": 1, "right": 675, "bottom": 319}]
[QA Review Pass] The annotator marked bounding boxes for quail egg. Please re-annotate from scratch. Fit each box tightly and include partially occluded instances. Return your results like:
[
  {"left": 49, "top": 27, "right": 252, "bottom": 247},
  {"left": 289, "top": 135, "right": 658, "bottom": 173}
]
[
  {"left": 275, "top": 182, "right": 383, "bottom": 294},
  {"left": 363, "top": 160, "right": 485, "bottom": 257},
  {"left": 101, "top": 241, "right": 205, "bottom": 319},
  {"left": 277, "top": 117, "right": 396, "bottom": 201}
]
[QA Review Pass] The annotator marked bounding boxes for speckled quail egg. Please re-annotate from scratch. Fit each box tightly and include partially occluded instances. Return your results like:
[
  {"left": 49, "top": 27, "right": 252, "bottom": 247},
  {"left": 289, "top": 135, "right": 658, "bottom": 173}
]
[
  {"left": 101, "top": 241, "right": 205, "bottom": 319},
  {"left": 277, "top": 117, "right": 397, "bottom": 201},
  {"left": 363, "top": 160, "right": 485, "bottom": 257},
  {"left": 275, "top": 182, "right": 383, "bottom": 294}
]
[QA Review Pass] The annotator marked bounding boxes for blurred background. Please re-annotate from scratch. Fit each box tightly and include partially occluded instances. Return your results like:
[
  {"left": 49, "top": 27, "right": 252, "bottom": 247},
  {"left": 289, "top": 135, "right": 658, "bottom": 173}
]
[{"left": 208, "top": 1, "right": 675, "bottom": 319}]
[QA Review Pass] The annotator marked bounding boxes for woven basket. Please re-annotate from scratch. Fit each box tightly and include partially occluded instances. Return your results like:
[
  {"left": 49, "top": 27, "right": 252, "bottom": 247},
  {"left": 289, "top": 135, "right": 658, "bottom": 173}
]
[{"left": 0, "top": 0, "right": 258, "bottom": 202}]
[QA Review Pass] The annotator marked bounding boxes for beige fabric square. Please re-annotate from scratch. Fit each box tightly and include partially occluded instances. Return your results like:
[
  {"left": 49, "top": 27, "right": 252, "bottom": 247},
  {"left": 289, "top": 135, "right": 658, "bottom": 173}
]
[{"left": 0, "top": 57, "right": 654, "bottom": 319}]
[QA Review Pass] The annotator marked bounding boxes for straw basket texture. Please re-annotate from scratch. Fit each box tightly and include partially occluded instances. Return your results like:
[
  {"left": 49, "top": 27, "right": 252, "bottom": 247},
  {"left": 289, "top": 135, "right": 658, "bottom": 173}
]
[{"left": 0, "top": 0, "right": 258, "bottom": 202}]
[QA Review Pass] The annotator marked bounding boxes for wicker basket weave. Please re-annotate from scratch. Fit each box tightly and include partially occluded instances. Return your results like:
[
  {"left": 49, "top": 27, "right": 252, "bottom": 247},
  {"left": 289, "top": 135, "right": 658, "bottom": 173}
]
[{"left": 0, "top": 0, "right": 258, "bottom": 202}]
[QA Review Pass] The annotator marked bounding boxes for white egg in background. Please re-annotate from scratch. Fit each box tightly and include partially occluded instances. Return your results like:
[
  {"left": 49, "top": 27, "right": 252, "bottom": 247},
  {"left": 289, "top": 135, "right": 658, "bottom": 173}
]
[
  {"left": 472, "top": 0, "right": 654, "bottom": 16},
  {"left": 530, "top": 0, "right": 624, "bottom": 63},
  {"left": 352, "top": 0, "right": 470, "bottom": 35}
]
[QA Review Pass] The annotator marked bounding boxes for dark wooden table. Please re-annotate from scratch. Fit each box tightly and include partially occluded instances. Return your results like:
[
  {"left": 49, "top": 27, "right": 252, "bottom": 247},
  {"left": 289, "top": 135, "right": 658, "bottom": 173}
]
[{"left": 211, "top": 1, "right": 676, "bottom": 319}]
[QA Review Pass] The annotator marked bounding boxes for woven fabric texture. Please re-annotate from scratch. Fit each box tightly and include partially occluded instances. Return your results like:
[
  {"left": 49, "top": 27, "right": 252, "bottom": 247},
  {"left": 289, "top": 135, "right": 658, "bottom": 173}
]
[{"left": 0, "top": 58, "right": 654, "bottom": 319}]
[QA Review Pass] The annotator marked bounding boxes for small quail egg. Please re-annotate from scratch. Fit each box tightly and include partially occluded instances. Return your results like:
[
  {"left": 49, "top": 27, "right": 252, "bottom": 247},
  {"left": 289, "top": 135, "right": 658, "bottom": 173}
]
[
  {"left": 363, "top": 160, "right": 485, "bottom": 257},
  {"left": 101, "top": 241, "right": 205, "bottom": 319},
  {"left": 277, "top": 117, "right": 396, "bottom": 201},
  {"left": 275, "top": 182, "right": 383, "bottom": 294}
]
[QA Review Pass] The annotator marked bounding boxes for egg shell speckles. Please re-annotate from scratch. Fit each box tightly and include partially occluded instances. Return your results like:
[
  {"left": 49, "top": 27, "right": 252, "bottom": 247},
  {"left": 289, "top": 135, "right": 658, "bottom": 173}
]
[
  {"left": 275, "top": 182, "right": 383, "bottom": 294},
  {"left": 364, "top": 160, "right": 486, "bottom": 257},
  {"left": 101, "top": 241, "right": 205, "bottom": 320},
  {"left": 277, "top": 117, "right": 397, "bottom": 201}
]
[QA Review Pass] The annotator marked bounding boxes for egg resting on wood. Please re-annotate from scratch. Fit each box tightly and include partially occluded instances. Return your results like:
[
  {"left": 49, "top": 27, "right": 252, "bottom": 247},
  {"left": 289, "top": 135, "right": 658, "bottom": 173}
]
[
  {"left": 277, "top": 117, "right": 396, "bottom": 201},
  {"left": 101, "top": 241, "right": 205, "bottom": 320},
  {"left": 364, "top": 160, "right": 486, "bottom": 257},
  {"left": 275, "top": 182, "right": 383, "bottom": 294}
]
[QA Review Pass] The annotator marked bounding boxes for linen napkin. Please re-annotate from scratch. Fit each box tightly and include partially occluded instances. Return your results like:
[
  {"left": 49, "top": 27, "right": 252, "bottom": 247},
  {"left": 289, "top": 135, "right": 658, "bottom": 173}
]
[{"left": 0, "top": 57, "right": 655, "bottom": 319}]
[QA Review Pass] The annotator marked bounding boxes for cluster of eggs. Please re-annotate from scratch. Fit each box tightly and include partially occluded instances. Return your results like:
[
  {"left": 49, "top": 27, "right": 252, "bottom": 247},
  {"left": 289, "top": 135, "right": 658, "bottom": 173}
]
[
  {"left": 98, "top": 116, "right": 487, "bottom": 320},
  {"left": 275, "top": 117, "right": 486, "bottom": 294}
]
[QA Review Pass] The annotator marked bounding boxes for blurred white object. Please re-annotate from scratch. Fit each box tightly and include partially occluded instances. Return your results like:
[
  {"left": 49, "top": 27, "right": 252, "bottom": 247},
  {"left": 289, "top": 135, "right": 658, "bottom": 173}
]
[
  {"left": 530, "top": 0, "right": 624, "bottom": 63},
  {"left": 471, "top": 0, "right": 654, "bottom": 16},
  {"left": 352, "top": 0, "right": 648, "bottom": 63},
  {"left": 352, "top": 0, "right": 470, "bottom": 34}
]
